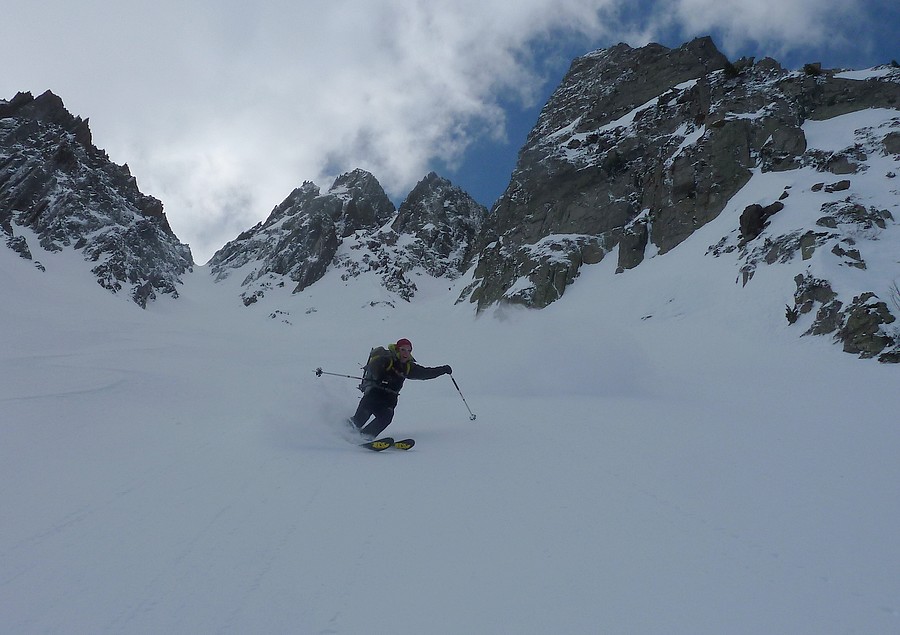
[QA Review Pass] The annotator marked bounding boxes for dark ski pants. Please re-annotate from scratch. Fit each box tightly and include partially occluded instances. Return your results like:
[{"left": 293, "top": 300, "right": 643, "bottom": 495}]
[{"left": 351, "top": 389, "right": 397, "bottom": 438}]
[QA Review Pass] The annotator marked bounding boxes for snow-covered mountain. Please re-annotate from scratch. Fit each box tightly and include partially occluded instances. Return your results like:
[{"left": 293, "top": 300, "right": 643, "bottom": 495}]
[
  {"left": 0, "top": 90, "right": 192, "bottom": 307},
  {"left": 465, "top": 37, "right": 900, "bottom": 361},
  {"left": 207, "top": 170, "right": 396, "bottom": 305},
  {"left": 208, "top": 170, "right": 486, "bottom": 306},
  {"left": 2, "top": 38, "right": 899, "bottom": 364}
]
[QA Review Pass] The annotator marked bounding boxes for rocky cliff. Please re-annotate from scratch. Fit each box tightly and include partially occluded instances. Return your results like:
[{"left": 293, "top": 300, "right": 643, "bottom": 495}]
[
  {"left": 0, "top": 91, "right": 193, "bottom": 307},
  {"left": 460, "top": 37, "right": 900, "bottom": 361}
]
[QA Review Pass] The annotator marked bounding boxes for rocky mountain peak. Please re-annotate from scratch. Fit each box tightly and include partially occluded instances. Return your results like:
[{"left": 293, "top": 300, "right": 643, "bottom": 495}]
[
  {"left": 207, "top": 171, "right": 388, "bottom": 302},
  {"left": 0, "top": 91, "right": 192, "bottom": 307},
  {"left": 326, "top": 168, "right": 395, "bottom": 237},
  {"left": 0, "top": 90, "right": 93, "bottom": 148},
  {"left": 390, "top": 171, "right": 487, "bottom": 272},
  {"left": 327, "top": 170, "right": 486, "bottom": 302},
  {"left": 530, "top": 37, "right": 729, "bottom": 148},
  {"left": 385, "top": 171, "right": 487, "bottom": 278},
  {"left": 209, "top": 169, "right": 486, "bottom": 306},
  {"left": 329, "top": 167, "right": 382, "bottom": 195}
]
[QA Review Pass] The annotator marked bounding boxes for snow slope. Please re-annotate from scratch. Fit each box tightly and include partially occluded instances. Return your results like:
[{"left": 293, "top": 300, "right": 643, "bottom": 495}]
[{"left": 3, "top": 220, "right": 899, "bottom": 635}]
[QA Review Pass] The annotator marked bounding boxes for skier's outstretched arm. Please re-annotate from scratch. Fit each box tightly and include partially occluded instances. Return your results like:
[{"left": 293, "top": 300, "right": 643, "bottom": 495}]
[{"left": 407, "top": 363, "right": 452, "bottom": 380}]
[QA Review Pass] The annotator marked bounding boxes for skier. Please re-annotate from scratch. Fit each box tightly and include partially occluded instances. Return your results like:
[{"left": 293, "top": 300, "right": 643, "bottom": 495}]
[{"left": 349, "top": 338, "right": 451, "bottom": 440}]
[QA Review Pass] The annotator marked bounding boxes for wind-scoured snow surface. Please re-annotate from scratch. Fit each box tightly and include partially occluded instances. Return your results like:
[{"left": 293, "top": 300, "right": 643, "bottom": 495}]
[{"left": 3, "top": 120, "right": 900, "bottom": 633}]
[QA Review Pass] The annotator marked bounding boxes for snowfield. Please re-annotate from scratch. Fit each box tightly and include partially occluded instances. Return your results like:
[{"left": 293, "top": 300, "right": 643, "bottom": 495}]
[{"left": 3, "top": 226, "right": 898, "bottom": 634}]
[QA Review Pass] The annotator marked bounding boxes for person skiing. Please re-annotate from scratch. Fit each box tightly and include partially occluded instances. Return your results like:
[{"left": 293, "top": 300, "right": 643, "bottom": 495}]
[{"left": 349, "top": 338, "right": 451, "bottom": 440}]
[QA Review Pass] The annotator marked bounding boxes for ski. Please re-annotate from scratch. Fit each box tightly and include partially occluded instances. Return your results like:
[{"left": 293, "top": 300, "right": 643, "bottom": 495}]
[
  {"left": 357, "top": 437, "right": 415, "bottom": 451},
  {"left": 360, "top": 437, "right": 394, "bottom": 452}
]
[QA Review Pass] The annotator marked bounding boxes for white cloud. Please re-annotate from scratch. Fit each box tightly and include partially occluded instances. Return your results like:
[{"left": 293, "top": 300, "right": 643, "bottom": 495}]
[{"left": 662, "top": 0, "right": 862, "bottom": 57}]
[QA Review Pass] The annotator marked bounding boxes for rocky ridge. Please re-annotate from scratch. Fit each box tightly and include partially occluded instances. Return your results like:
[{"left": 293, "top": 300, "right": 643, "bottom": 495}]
[
  {"left": 0, "top": 90, "right": 192, "bottom": 307},
  {"left": 209, "top": 170, "right": 486, "bottom": 306}
]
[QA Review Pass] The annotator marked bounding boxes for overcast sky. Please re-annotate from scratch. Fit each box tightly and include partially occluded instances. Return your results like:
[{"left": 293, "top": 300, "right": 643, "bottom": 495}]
[{"left": 3, "top": 1, "right": 898, "bottom": 263}]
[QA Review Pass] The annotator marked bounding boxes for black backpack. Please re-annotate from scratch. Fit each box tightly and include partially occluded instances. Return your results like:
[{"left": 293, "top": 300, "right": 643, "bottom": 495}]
[{"left": 358, "top": 346, "right": 391, "bottom": 392}]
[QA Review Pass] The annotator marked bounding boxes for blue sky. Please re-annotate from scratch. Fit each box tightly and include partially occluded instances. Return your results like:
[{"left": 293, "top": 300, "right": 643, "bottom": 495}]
[{"left": 2, "top": 1, "right": 898, "bottom": 263}]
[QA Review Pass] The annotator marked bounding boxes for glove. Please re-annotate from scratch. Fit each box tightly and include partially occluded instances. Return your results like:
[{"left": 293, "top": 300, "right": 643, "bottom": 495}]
[{"left": 440, "top": 365, "right": 453, "bottom": 375}]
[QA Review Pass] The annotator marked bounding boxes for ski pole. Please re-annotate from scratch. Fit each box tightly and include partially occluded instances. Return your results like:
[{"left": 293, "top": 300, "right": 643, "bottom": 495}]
[
  {"left": 450, "top": 375, "right": 477, "bottom": 420},
  {"left": 316, "top": 368, "right": 402, "bottom": 395},
  {"left": 314, "top": 367, "right": 363, "bottom": 381}
]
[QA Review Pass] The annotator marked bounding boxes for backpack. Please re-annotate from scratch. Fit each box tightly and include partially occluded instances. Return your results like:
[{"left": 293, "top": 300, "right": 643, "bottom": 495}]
[
  {"left": 358, "top": 345, "right": 415, "bottom": 393},
  {"left": 358, "top": 346, "right": 391, "bottom": 393}
]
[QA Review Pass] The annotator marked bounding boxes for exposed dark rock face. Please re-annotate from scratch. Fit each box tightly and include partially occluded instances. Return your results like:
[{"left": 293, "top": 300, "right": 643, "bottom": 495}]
[
  {"left": 465, "top": 38, "right": 733, "bottom": 309},
  {"left": 838, "top": 293, "right": 896, "bottom": 358},
  {"left": 461, "top": 38, "right": 900, "bottom": 318},
  {"left": 0, "top": 90, "right": 192, "bottom": 306},
  {"left": 740, "top": 202, "right": 785, "bottom": 243},
  {"left": 389, "top": 172, "right": 487, "bottom": 278}
]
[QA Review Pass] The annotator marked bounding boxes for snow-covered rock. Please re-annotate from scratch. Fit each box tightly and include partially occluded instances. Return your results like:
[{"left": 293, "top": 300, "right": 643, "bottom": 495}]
[
  {"left": 207, "top": 170, "right": 395, "bottom": 305},
  {"left": 0, "top": 90, "right": 192, "bottom": 307},
  {"left": 209, "top": 170, "right": 486, "bottom": 305}
]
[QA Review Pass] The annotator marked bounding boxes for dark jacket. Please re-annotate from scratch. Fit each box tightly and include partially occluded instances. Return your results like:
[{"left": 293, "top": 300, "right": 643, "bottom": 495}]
[{"left": 365, "top": 344, "right": 446, "bottom": 394}]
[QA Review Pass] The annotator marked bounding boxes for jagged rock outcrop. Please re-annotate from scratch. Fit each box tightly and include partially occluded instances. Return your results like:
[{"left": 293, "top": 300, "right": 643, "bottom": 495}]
[
  {"left": 462, "top": 38, "right": 900, "bottom": 319},
  {"left": 0, "top": 90, "right": 192, "bottom": 306},
  {"left": 332, "top": 172, "right": 486, "bottom": 301},
  {"left": 387, "top": 172, "right": 486, "bottom": 277},
  {"left": 208, "top": 169, "right": 395, "bottom": 304},
  {"left": 209, "top": 170, "right": 486, "bottom": 306}
]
